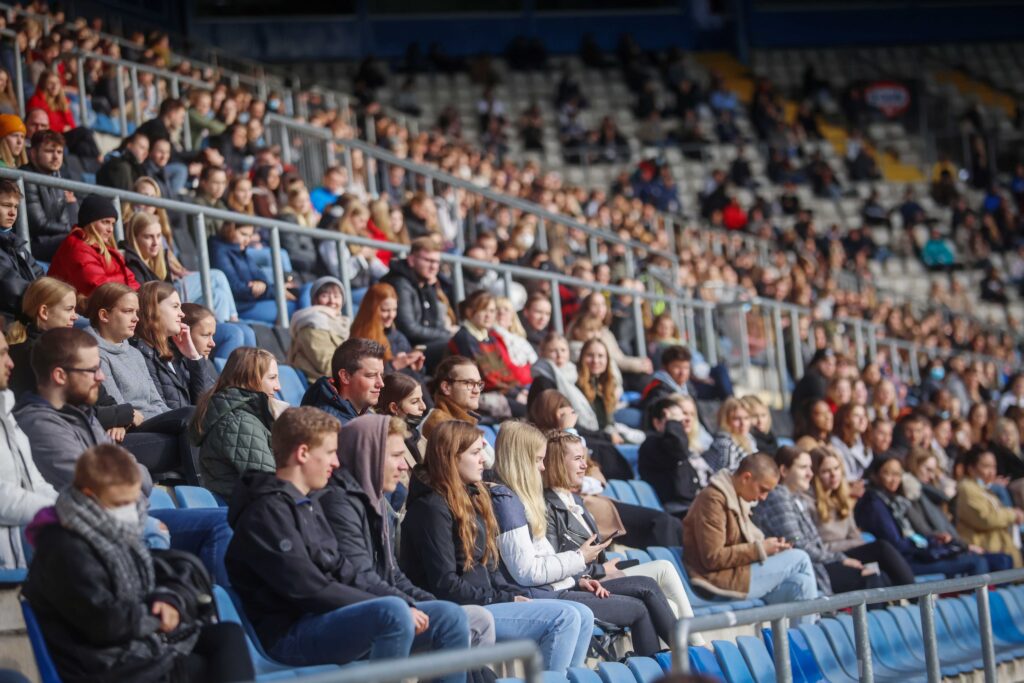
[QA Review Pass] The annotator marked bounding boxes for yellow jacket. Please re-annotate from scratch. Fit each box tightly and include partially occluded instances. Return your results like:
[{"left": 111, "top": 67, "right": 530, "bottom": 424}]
[{"left": 955, "top": 478, "right": 1022, "bottom": 567}]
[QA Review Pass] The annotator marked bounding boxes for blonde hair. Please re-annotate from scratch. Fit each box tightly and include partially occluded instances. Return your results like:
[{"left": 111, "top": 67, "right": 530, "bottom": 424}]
[
  {"left": 0, "top": 135, "right": 26, "bottom": 168},
  {"left": 127, "top": 212, "right": 168, "bottom": 281},
  {"left": 672, "top": 394, "right": 702, "bottom": 447},
  {"left": 495, "top": 297, "right": 527, "bottom": 337},
  {"left": 123, "top": 177, "right": 182, "bottom": 275},
  {"left": 494, "top": 421, "right": 548, "bottom": 538},
  {"left": 810, "top": 447, "right": 851, "bottom": 520},
  {"left": 717, "top": 398, "right": 749, "bottom": 439},
  {"left": 6, "top": 277, "right": 75, "bottom": 344},
  {"left": 740, "top": 395, "right": 770, "bottom": 432}
]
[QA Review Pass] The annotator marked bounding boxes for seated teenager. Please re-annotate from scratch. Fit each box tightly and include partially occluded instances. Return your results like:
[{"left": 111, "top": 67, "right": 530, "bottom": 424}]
[
  {"left": 576, "top": 338, "right": 643, "bottom": 465},
  {"left": 7, "top": 277, "right": 79, "bottom": 397},
  {"left": 854, "top": 455, "right": 991, "bottom": 578},
  {"left": 225, "top": 407, "right": 446, "bottom": 670},
  {"left": 518, "top": 293, "right": 552, "bottom": 352},
  {"left": 349, "top": 282, "right": 427, "bottom": 378},
  {"left": 741, "top": 395, "right": 779, "bottom": 455},
  {"left": 753, "top": 446, "right": 912, "bottom": 595},
  {"left": 494, "top": 296, "right": 537, "bottom": 368},
  {"left": 955, "top": 447, "right": 1024, "bottom": 567},
  {"left": 15, "top": 328, "right": 152, "bottom": 493},
  {"left": 830, "top": 403, "right": 872, "bottom": 483},
  {"left": 300, "top": 338, "right": 385, "bottom": 426},
  {"left": 318, "top": 414, "right": 496, "bottom": 659},
  {"left": 530, "top": 390, "right": 680, "bottom": 548},
  {"left": 640, "top": 345, "right": 732, "bottom": 428},
  {"left": 86, "top": 283, "right": 198, "bottom": 483},
  {"left": 704, "top": 398, "right": 757, "bottom": 473},
  {"left": 23, "top": 129, "right": 78, "bottom": 262},
  {"left": 287, "top": 277, "right": 351, "bottom": 383},
  {"left": 794, "top": 399, "right": 833, "bottom": 453},
  {"left": 208, "top": 221, "right": 294, "bottom": 325},
  {"left": 0, "top": 179, "right": 44, "bottom": 324},
  {"left": 379, "top": 372, "right": 428, "bottom": 466},
  {"left": 639, "top": 397, "right": 712, "bottom": 517},
  {"left": 0, "top": 325, "right": 57, "bottom": 569},
  {"left": 449, "top": 290, "right": 531, "bottom": 419},
  {"left": 529, "top": 332, "right": 627, "bottom": 471},
  {"left": 682, "top": 453, "right": 819, "bottom": 616},
  {"left": 134, "top": 281, "right": 216, "bottom": 410},
  {"left": 567, "top": 293, "right": 652, "bottom": 383},
  {"left": 191, "top": 348, "right": 282, "bottom": 499},
  {"left": 24, "top": 444, "right": 253, "bottom": 683},
  {"left": 400, "top": 420, "right": 592, "bottom": 673},
  {"left": 48, "top": 195, "right": 140, "bottom": 298},
  {"left": 181, "top": 304, "right": 219, "bottom": 374},
  {"left": 490, "top": 422, "right": 681, "bottom": 655}
]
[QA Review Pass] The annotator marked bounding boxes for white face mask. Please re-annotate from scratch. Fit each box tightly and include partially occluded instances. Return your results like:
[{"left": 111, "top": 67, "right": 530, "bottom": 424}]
[{"left": 107, "top": 502, "right": 139, "bottom": 529}]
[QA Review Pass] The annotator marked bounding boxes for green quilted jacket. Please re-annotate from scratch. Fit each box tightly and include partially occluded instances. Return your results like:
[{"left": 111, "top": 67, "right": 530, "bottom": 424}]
[{"left": 191, "top": 386, "right": 275, "bottom": 498}]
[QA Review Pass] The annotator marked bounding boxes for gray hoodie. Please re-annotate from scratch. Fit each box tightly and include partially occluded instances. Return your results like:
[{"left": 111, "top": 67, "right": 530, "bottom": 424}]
[{"left": 86, "top": 327, "right": 169, "bottom": 420}]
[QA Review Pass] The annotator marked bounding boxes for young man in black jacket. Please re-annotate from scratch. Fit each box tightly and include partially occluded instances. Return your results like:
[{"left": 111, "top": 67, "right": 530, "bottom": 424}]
[
  {"left": 225, "top": 407, "right": 471, "bottom": 676},
  {"left": 638, "top": 397, "right": 708, "bottom": 518},
  {"left": 0, "top": 180, "right": 44, "bottom": 324}
]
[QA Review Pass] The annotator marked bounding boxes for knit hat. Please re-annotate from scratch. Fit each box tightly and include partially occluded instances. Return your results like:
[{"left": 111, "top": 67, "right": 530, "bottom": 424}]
[
  {"left": 311, "top": 276, "right": 344, "bottom": 301},
  {"left": 0, "top": 114, "right": 25, "bottom": 138},
  {"left": 77, "top": 195, "right": 118, "bottom": 228}
]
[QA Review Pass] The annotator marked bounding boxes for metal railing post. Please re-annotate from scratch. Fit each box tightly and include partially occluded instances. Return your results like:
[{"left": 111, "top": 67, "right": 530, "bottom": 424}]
[
  {"left": 550, "top": 276, "right": 563, "bottom": 334},
  {"left": 790, "top": 309, "right": 803, "bottom": 380},
  {"left": 672, "top": 619, "right": 691, "bottom": 674},
  {"left": 772, "top": 306, "right": 788, "bottom": 406},
  {"left": 737, "top": 304, "right": 751, "bottom": 385},
  {"left": 703, "top": 306, "right": 718, "bottom": 366},
  {"left": 116, "top": 66, "right": 128, "bottom": 135},
  {"left": 269, "top": 227, "right": 288, "bottom": 328},
  {"left": 919, "top": 593, "right": 942, "bottom": 683},
  {"left": 194, "top": 213, "right": 214, "bottom": 309},
  {"left": 537, "top": 217, "right": 548, "bottom": 252},
  {"left": 770, "top": 617, "right": 792, "bottom": 683},
  {"left": 976, "top": 585, "right": 998, "bottom": 683},
  {"left": 335, "top": 240, "right": 354, "bottom": 320},
  {"left": 632, "top": 297, "right": 647, "bottom": 359},
  {"left": 453, "top": 261, "right": 466, "bottom": 303},
  {"left": 129, "top": 65, "right": 142, "bottom": 126},
  {"left": 76, "top": 56, "right": 88, "bottom": 127},
  {"left": 13, "top": 35, "right": 23, "bottom": 117},
  {"left": 852, "top": 601, "right": 873, "bottom": 683},
  {"left": 112, "top": 195, "right": 124, "bottom": 243},
  {"left": 853, "top": 319, "right": 865, "bottom": 368},
  {"left": 14, "top": 176, "right": 28, "bottom": 244}
]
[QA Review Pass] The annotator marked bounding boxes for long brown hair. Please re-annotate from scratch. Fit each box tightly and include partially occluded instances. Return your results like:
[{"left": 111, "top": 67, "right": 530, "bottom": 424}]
[
  {"left": 136, "top": 281, "right": 177, "bottom": 361},
  {"left": 423, "top": 420, "right": 499, "bottom": 571},
  {"left": 350, "top": 283, "right": 398, "bottom": 361},
  {"left": 810, "top": 446, "right": 851, "bottom": 521},
  {"left": 577, "top": 338, "right": 616, "bottom": 418},
  {"left": 193, "top": 347, "right": 275, "bottom": 433},
  {"left": 527, "top": 389, "right": 571, "bottom": 432},
  {"left": 542, "top": 430, "right": 584, "bottom": 490}
]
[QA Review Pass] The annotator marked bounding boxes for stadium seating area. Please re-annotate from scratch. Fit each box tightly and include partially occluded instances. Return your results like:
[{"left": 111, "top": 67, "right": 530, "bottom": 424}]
[{"left": 3, "top": 2, "right": 1024, "bottom": 683}]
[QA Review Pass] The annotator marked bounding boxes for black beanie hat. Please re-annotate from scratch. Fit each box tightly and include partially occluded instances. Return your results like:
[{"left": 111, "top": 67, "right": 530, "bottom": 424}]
[{"left": 77, "top": 194, "right": 118, "bottom": 228}]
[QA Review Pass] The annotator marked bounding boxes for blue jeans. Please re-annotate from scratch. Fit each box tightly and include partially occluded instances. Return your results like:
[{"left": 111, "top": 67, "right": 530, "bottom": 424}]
[
  {"left": 212, "top": 321, "right": 257, "bottom": 361},
  {"left": 485, "top": 599, "right": 591, "bottom": 673},
  {"left": 269, "top": 596, "right": 414, "bottom": 668},
  {"left": 746, "top": 549, "right": 818, "bottom": 623},
  {"left": 909, "top": 551, "right": 989, "bottom": 578},
  {"left": 236, "top": 298, "right": 296, "bottom": 325},
  {"left": 177, "top": 270, "right": 238, "bottom": 321},
  {"left": 411, "top": 601, "right": 470, "bottom": 683},
  {"left": 149, "top": 507, "right": 233, "bottom": 587}
]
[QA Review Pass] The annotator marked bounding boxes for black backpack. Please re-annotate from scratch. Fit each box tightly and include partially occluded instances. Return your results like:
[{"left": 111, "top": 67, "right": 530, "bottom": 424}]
[{"left": 151, "top": 548, "right": 217, "bottom": 651}]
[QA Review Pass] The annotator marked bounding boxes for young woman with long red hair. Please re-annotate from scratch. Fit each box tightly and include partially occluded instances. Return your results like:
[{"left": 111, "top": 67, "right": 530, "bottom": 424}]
[{"left": 350, "top": 282, "right": 425, "bottom": 374}]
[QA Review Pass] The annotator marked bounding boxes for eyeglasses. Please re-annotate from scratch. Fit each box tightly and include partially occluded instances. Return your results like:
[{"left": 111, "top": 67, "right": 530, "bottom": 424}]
[
  {"left": 446, "top": 378, "right": 485, "bottom": 391},
  {"left": 62, "top": 365, "right": 101, "bottom": 376}
]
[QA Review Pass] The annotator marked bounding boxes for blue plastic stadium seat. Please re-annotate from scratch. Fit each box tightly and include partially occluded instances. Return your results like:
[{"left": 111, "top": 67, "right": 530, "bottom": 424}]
[
  {"left": 480, "top": 425, "right": 498, "bottom": 448},
  {"left": 614, "top": 408, "right": 643, "bottom": 430},
  {"left": 712, "top": 640, "right": 756, "bottom": 683},
  {"left": 688, "top": 646, "right": 725, "bottom": 678},
  {"left": 606, "top": 479, "right": 639, "bottom": 505},
  {"left": 653, "top": 652, "right": 672, "bottom": 672},
  {"left": 174, "top": 485, "right": 220, "bottom": 509},
  {"left": 148, "top": 487, "right": 176, "bottom": 510},
  {"left": 622, "top": 391, "right": 642, "bottom": 406},
  {"left": 213, "top": 585, "right": 338, "bottom": 679},
  {"left": 627, "top": 480, "right": 662, "bottom": 510},
  {"left": 625, "top": 656, "right": 664, "bottom": 683},
  {"left": 796, "top": 624, "right": 858, "bottom": 683},
  {"left": 276, "top": 365, "right": 307, "bottom": 406},
  {"left": 989, "top": 590, "right": 1024, "bottom": 643},
  {"left": 596, "top": 661, "right": 635, "bottom": 683},
  {"left": 214, "top": 356, "right": 227, "bottom": 372},
  {"left": 784, "top": 628, "right": 827, "bottom": 683},
  {"left": 941, "top": 597, "right": 1023, "bottom": 661},
  {"left": 646, "top": 546, "right": 763, "bottom": 612},
  {"left": 616, "top": 443, "right": 640, "bottom": 472},
  {"left": 624, "top": 549, "right": 652, "bottom": 564},
  {"left": 606, "top": 551, "right": 626, "bottom": 561},
  {"left": 913, "top": 573, "right": 945, "bottom": 583},
  {"left": 20, "top": 600, "right": 61, "bottom": 683},
  {"left": 566, "top": 667, "right": 601, "bottom": 683},
  {"left": 884, "top": 605, "right": 972, "bottom": 676},
  {"left": 736, "top": 635, "right": 774, "bottom": 683}
]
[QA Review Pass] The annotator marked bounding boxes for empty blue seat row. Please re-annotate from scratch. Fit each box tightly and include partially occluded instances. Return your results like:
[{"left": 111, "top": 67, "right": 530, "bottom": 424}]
[{"left": 603, "top": 479, "right": 663, "bottom": 511}]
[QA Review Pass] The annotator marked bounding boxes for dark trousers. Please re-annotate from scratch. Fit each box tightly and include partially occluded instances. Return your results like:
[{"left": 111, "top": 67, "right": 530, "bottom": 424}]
[
  {"left": 171, "top": 622, "right": 254, "bottom": 683},
  {"left": 123, "top": 407, "right": 200, "bottom": 485},
  {"left": 908, "top": 549, "right": 989, "bottom": 578},
  {"left": 845, "top": 540, "right": 916, "bottom": 587},
  {"left": 613, "top": 500, "right": 683, "bottom": 548},
  {"left": 558, "top": 575, "right": 675, "bottom": 656}
]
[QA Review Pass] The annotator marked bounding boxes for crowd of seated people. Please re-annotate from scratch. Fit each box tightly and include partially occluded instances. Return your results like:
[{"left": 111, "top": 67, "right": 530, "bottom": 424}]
[{"left": 1, "top": 6, "right": 1024, "bottom": 681}]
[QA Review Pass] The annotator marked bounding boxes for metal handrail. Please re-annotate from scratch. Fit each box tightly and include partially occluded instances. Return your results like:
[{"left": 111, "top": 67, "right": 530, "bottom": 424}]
[
  {"left": 292, "top": 639, "right": 541, "bottom": 683},
  {"left": 673, "top": 567, "right": 1024, "bottom": 683}
]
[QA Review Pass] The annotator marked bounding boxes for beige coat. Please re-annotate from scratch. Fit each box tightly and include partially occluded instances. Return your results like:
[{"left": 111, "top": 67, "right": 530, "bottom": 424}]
[
  {"left": 287, "top": 306, "right": 351, "bottom": 382},
  {"left": 955, "top": 478, "right": 1022, "bottom": 567}
]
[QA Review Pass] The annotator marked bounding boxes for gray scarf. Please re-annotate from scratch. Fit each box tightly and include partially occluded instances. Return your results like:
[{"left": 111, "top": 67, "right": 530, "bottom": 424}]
[
  {"left": 55, "top": 487, "right": 154, "bottom": 600},
  {"left": 531, "top": 359, "right": 599, "bottom": 431}
]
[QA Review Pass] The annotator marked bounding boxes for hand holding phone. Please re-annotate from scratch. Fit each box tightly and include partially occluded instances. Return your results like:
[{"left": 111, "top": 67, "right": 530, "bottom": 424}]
[
  {"left": 860, "top": 562, "right": 880, "bottom": 577},
  {"left": 615, "top": 559, "right": 641, "bottom": 570}
]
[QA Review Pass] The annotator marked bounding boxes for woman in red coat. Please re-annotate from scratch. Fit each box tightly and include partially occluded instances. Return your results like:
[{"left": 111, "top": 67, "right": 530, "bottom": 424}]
[
  {"left": 48, "top": 195, "right": 139, "bottom": 298},
  {"left": 26, "top": 70, "right": 76, "bottom": 133}
]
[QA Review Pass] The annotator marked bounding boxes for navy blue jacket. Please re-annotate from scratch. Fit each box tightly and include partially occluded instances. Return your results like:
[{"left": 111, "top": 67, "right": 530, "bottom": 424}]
[
  {"left": 207, "top": 236, "right": 269, "bottom": 303},
  {"left": 853, "top": 488, "right": 916, "bottom": 557},
  {"left": 299, "top": 376, "right": 362, "bottom": 425}
]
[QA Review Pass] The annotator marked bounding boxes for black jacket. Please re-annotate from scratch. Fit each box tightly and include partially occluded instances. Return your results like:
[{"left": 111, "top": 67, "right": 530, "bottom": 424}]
[
  {"left": 23, "top": 520, "right": 176, "bottom": 683},
  {"left": 319, "top": 468, "right": 434, "bottom": 605},
  {"left": 20, "top": 162, "right": 78, "bottom": 261},
  {"left": 96, "top": 151, "right": 146, "bottom": 192},
  {"left": 543, "top": 488, "right": 608, "bottom": 579},
  {"left": 121, "top": 243, "right": 172, "bottom": 285},
  {"left": 0, "top": 229, "right": 44, "bottom": 322},
  {"left": 637, "top": 422, "right": 701, "bottom": 517},
  {"left": 380, "top": 258, "right": 451, "bottom": 346},
  {"left": 400, "top": 470, "right": 526, "bottom": 605},
  {"left": 991, "top": 442, "right": 1024, "bottom": 480},
  {"left": 791, "top": 367, "right": 828, "bottom": 416},
  {"left": 133, "top": 338, "right": 215, "bottom": 411},
  {"left": 225, "top": 471, "right": 378, "bottom": 650}
]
